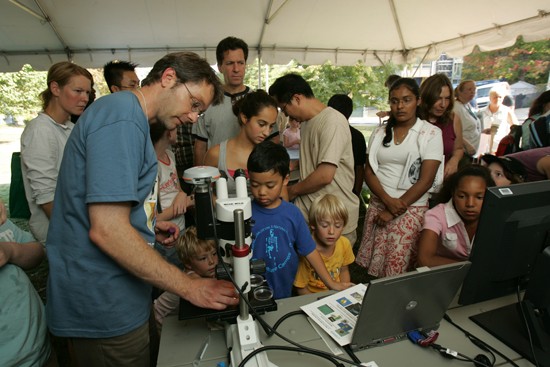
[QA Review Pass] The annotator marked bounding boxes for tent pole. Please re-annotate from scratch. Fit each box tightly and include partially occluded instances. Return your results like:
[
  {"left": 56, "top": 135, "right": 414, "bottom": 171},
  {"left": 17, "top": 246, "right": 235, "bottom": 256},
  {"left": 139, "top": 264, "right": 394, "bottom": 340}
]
[
  {"left": 412, "top": 46, "right": 432, "bottom": 77},
  {"left": 257, "top": 49, "right": 262, "bottom": 90}
]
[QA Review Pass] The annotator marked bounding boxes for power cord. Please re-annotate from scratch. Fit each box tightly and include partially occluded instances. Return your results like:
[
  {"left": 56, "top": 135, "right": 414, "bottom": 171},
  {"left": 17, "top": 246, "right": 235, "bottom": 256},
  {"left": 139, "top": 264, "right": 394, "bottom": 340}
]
[
  {"left": 408, "top": 329, "right": 494, "bottom": 367},
  {"left": 516, "top": 284, "right": 541, "bottom": 367},
  {"left": 443, "top": 313, "right": 520, "bottom": 367},
  {"left": 429, "top": 343, "right": 493, "bottom": 367},
  {"left": 204, "top": 187, "right": 363, "bottom": 367}
]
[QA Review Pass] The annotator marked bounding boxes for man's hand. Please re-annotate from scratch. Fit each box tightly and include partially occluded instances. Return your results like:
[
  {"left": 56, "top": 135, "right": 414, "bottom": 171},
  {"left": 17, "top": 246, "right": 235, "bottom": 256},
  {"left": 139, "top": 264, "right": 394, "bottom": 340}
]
[
  {"left": 287, "top": 185, "right": 297, "bottom": 201},
  {"left": 184, "top": 277, "right": 239, "bottom": 310},
  {"left": 155, "top": 221, "right": 180, "bottom": 248}
]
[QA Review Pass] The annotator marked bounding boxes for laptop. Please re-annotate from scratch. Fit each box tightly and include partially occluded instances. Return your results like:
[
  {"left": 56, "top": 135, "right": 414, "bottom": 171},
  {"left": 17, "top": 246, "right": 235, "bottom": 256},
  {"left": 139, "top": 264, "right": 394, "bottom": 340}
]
[
  {"left": 301, "top": 262, "right": 471, "bottom": 351},
  {"left": 350, "top": 261, "right": 471, "bottom": 351}
]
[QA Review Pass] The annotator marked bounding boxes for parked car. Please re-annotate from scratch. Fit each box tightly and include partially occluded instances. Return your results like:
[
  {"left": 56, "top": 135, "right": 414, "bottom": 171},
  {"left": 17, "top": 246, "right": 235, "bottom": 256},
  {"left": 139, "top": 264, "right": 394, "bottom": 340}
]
[{"left": 474, "top": 80, "right": 510, "bottom": 109}]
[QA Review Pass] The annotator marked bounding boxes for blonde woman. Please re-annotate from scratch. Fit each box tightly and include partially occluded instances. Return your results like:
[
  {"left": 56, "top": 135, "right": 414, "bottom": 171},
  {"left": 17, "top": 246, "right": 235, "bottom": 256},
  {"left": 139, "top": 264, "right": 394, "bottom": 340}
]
[{"left": 21, "top": 61, "right": 93, "bottom": 243}]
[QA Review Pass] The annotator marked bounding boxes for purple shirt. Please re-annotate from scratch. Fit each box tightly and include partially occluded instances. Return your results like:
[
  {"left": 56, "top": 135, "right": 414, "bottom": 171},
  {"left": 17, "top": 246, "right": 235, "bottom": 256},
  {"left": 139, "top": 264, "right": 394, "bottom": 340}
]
[{"left": 506, "top": 147, "right": 550, "bottom": 182}]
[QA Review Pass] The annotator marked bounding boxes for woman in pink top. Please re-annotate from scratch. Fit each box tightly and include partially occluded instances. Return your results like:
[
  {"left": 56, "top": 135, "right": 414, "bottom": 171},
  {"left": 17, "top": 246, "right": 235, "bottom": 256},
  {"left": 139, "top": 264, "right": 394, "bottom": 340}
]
[{"left": 417, "top": 165, "right": 495, "bottom": 267}]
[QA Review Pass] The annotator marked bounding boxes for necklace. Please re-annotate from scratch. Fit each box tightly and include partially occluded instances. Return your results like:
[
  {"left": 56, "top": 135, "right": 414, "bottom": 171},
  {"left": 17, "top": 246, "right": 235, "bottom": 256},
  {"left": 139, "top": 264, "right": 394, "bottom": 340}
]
[
  {"left": 394, "top": 128, "right": 409, "bottom": 145},
  {"left": 136, "top": 88, "right": 148, "bottom": 118}
]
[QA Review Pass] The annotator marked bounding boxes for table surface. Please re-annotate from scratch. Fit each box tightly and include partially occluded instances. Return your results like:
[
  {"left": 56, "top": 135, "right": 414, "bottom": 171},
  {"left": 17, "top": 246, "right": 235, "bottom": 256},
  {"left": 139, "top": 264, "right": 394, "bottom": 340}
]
[{"left": 157, "top": 292, "right": 534, "bottom": 367}]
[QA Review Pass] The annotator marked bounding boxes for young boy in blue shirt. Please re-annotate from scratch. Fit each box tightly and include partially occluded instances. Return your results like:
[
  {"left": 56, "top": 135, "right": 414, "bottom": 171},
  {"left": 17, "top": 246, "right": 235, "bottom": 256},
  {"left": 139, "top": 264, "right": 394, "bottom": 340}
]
[{"left": 247, "top": 141, "right": 353, "bottom": 299}]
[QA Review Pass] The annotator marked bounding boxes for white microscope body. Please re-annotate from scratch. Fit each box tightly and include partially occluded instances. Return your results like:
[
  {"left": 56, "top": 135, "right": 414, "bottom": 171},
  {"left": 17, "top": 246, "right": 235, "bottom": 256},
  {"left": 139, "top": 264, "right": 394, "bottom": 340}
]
[{"left": 183, "top": 166, "right": 277, "bottom": 367}]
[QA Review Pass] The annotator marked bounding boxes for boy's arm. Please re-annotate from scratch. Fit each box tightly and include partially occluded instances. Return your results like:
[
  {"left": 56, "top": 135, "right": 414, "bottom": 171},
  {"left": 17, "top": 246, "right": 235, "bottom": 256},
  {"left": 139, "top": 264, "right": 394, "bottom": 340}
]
[
  {"left": 293, "top": 257, "right": 311, "bottom": 295},
  {"left": 305, "top": 250, "right": 353, "bottom": 291},
  {"left": 296, "top": 286, "right": 312, "bottom": 295},
  {"left": 339, "top": 265, "right": 351, "bottom": 283}
]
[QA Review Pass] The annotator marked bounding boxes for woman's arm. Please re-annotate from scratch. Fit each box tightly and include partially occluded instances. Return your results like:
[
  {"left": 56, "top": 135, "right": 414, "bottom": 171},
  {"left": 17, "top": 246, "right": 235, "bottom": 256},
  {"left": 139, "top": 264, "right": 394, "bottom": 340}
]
[
  {"left": 463, "top": 138, "right": 476, "bottom": 157},
  {"left": 399, "top": 159, "right": 440, "bottom": 207},
  {"left": 444, "top": 114, "right": 464, "bottom": 177},
  {"left": 203, "top": 145, "right": 220, "bottom": 168},
  {"left": 417, "top": 229, "right": 459, "bottom": 267},
  {"left": 507, "top": 109, "right": 519, "bottom": 126},
  {"left": 365, "top": 161, "right": 407, "bottom": 216}
]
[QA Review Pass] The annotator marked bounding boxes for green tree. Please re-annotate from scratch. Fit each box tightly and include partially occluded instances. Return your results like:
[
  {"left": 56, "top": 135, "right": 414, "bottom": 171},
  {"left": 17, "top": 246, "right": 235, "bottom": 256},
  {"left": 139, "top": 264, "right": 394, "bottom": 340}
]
[
  {"left": 244, "top": 59, "right": 398, "bottom": 112},
  {"left": 463, "top": 37, "right": 550, "bottom": 85},
  {"left": 0, "top": 64, "right": 46, "bottom": 121}
]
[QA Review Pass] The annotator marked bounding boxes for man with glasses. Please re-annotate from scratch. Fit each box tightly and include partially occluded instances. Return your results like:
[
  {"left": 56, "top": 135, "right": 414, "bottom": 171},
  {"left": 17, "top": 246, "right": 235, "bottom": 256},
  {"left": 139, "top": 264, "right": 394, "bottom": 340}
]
[
  {"left": 269, "top": 74, "right": 359, "bottom": 247},
  {"left": 46, "top": 52, "right": 238, "bottom": 367},
  {"left": 103, "top": 60, "right": 140, "bottom": 93}
]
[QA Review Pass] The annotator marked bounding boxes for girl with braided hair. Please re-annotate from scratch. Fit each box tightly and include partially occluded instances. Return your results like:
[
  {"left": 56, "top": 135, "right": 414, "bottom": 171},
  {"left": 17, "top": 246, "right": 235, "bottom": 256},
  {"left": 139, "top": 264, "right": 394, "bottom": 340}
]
[{"left": 355, "top": 78, "right": 443, "bottom": 277}]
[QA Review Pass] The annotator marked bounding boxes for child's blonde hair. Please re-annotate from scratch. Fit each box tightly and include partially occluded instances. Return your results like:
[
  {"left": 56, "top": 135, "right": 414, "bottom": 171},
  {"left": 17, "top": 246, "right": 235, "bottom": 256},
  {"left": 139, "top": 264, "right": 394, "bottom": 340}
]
[
  {"left": 308, "top": 194, "right": 349, "bottom": 227},
  {"left": 176, "top": 226, "right": 217, "bottom": 265}
]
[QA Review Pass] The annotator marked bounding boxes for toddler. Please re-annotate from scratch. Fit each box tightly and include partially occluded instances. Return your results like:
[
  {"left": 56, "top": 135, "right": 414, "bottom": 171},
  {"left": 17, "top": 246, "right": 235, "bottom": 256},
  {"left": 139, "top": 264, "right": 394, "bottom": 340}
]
[
  {"left": 153, "top": 226, "right": 218, "bottom": 332},
  {"left": 247, "top": 141, "right": 353, "bottom": 299},
  {"left": 294, "top": 194, "right": 355, "bottom": 294}
]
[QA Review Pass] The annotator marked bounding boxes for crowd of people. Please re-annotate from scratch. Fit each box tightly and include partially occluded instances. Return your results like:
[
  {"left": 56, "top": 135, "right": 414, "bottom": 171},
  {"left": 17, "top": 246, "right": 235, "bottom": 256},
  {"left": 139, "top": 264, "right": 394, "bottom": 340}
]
[{"left": 2, "top": 34, "right": 550, "bottom": 367}]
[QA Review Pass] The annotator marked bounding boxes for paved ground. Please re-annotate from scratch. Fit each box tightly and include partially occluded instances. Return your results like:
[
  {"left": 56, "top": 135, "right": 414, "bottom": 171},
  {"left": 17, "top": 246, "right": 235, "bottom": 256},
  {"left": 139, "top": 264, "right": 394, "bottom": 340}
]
[{"left": 0, "top": 124, "right": 24, "bottom": 184}]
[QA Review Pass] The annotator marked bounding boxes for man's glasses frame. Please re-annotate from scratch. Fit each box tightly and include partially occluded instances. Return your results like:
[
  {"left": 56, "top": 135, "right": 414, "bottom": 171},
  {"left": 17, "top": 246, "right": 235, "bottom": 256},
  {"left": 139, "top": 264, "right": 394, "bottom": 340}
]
[{"left": 183, "top": 83, "right": 206, "bottom": 117}]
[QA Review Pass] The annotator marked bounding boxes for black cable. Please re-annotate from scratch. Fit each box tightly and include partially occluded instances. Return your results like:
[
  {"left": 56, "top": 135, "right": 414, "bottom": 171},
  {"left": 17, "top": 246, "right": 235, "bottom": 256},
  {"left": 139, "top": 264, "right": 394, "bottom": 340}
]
[
  {"left": 443, "top": 313, "right": 520, "bottom": 367},
  {"left": 516, "top": 284, "right": 541, "bottom": 367},
  {"left": 223, "top": 263, "right": 361, "bottom": 367},
  {"left": 206, "top": 187, "right": 362, "bottom": 367},
  {"left": 266, "top": 310, "right": 306, "bottom": 337},
  {"left": 239, "top": 345, "right": 345, "bottom": 367},
  {"left": 343, "top": 344, "right": 362, "bottom": 364},
  {"left": 430, "top": 343, "right": 493, "bottom": 367}
]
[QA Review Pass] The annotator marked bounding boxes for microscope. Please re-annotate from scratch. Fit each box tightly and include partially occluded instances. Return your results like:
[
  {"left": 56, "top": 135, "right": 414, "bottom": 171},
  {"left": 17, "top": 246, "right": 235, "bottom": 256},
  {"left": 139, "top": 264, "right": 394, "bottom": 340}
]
[{"left": 181, "top": 166, "right": 278, "bottom": 367}]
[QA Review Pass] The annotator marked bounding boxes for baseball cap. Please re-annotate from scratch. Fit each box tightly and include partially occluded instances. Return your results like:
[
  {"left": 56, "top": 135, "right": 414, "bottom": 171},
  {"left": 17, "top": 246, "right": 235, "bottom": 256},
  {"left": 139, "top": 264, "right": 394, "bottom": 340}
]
[{"left": 481, "top": 154, "right": 526, "bottom": 180}]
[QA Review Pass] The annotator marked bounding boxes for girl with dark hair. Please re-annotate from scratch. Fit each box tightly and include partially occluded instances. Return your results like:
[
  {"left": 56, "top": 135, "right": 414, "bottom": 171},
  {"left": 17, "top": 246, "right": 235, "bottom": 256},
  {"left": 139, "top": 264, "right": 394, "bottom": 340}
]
[
  {"left": 204, "top": 90, "right": 278, "bottom": 195},
  {"left": 417, "top": 165, "right": 495, "bottom": 267},
  {"left": 419, "top": 73, "right": 464, "bottom": 177},
  {"left": 355, "top": 78, "right": 443, "bottom": 278},
  {"left": 522, "top": 90, "right": 550, "bottom": 150}
]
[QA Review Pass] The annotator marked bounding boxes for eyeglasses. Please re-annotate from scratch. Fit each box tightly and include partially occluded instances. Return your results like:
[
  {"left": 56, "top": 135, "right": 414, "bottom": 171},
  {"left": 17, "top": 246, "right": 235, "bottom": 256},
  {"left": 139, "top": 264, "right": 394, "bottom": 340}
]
[
  {"left": 389, "top": 97, "right": 416, "bottom": 106},
  {"left": 281, "top": 101, "right": 290, "bottom": 116},
  {"left": 183, "top": 83, "right": 206, "bottom": 117}
]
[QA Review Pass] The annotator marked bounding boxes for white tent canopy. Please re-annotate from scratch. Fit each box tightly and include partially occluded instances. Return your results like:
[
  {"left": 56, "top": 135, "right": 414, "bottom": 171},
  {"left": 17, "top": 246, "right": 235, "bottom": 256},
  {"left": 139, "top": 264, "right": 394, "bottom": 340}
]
[{"left": 0, "top": 0, "right": 549, "bottom": 72}]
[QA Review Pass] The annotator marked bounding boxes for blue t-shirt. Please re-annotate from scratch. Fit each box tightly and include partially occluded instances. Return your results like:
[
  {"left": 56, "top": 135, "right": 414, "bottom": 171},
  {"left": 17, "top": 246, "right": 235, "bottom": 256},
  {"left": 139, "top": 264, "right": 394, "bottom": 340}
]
[
  {"left": 46, "top": 91, "right": 158, "bottom": 338},
  {"left": 251, "top": 200, "right": 316, "bottom": 299}
]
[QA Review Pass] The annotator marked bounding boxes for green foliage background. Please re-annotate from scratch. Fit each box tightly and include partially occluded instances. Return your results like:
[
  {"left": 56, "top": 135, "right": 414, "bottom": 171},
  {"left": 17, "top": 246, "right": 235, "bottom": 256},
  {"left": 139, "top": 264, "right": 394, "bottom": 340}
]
[
  {"left": 1, "top": 37, "right": 548, "bottom": 122},
  {"left": 0, "top": 64, "right": 46, "bottom": 121},
  {"left": 462, "top": 37, "right": 550, "bottom": 85},
  {"left": 244, "top": 60, "right": 398, "bottom": 112}
]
